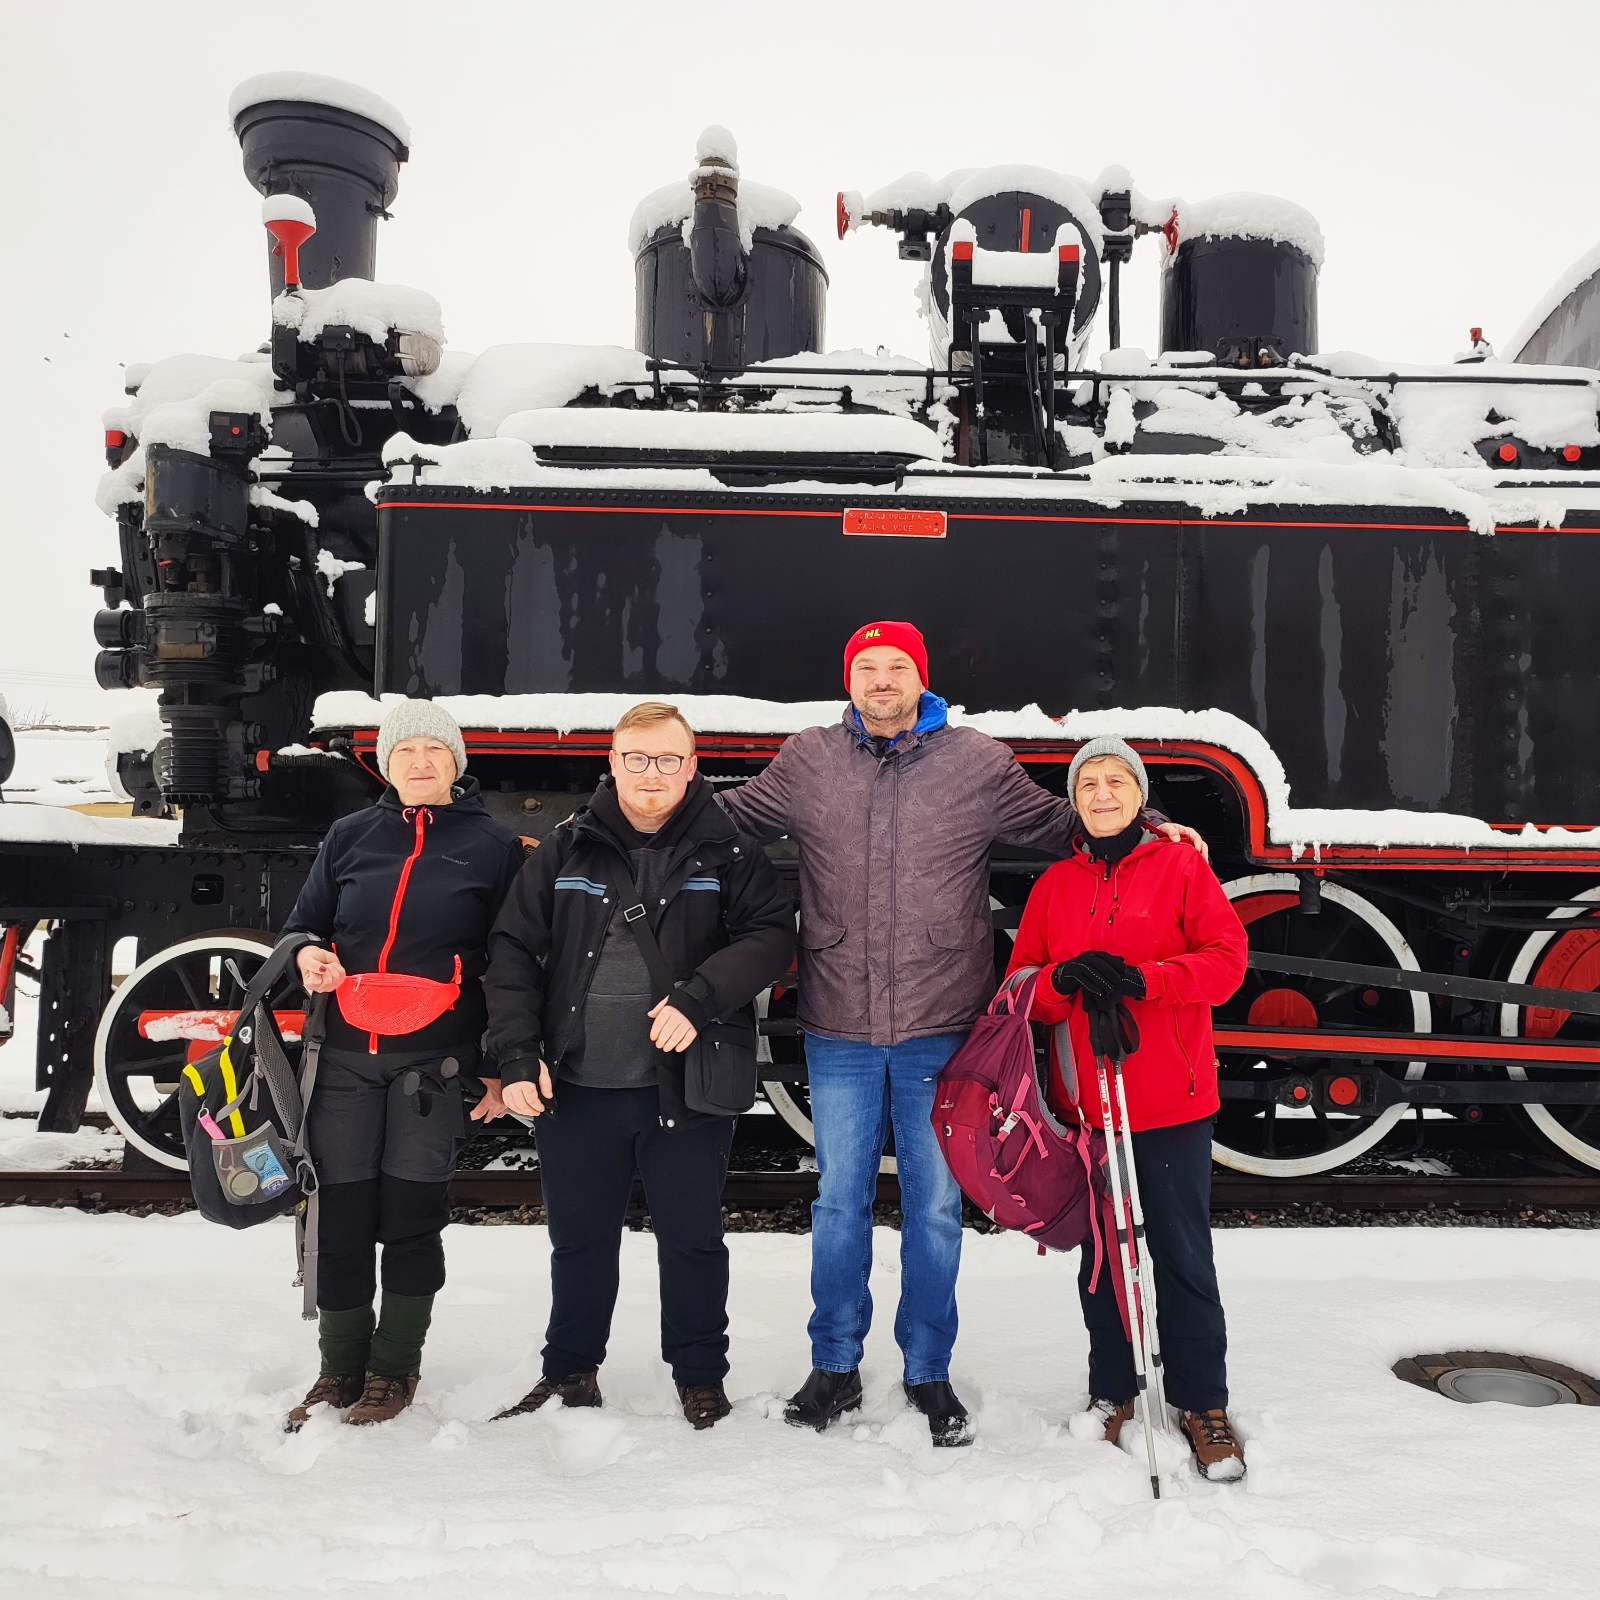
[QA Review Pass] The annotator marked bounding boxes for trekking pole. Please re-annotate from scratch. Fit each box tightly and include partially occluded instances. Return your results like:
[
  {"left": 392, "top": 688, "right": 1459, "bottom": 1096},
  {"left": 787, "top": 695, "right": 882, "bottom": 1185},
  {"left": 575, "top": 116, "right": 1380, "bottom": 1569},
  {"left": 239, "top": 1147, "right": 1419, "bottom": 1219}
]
[
  {"left": 1110, "top": 1054, "right": 1170, "bottom": 1431},
  {"left": 1094, "top": 1049, "right": 1161, "bottom": 1500}
]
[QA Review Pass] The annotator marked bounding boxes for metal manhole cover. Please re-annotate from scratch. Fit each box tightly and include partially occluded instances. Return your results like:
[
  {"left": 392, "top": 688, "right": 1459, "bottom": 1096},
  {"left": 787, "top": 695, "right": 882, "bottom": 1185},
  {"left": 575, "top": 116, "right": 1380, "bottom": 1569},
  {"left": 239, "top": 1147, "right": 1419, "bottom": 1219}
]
[{"left": 1394, "top": 1351, "right": 1600, "bottom": 1407}]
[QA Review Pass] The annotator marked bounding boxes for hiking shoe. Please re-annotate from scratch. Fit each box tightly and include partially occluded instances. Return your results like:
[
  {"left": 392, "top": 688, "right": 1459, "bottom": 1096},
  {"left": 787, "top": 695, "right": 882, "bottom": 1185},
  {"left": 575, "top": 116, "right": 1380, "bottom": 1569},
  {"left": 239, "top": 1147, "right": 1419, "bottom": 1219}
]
[
  {"left": 344, "top": 1373, "right": 420, "bottom": 1427},
  {"left": 783, "top": 1367, "right": 863, "bottom": 1432},
  {"left": 1180, "top": 1408, "right": 1246, "bottom": 1481},
  {"left": 284, "top": 1373, "right": 364, "bottom": 1433},
  {"left": 903, "top": 1380, "right": 973, "bottom": 1448},
  {"left": 1089, "top": 1397, "right": 1136, "bottom": 1446},
  {"left": 491, "top": 1370, "right": 602, "bottom": 1421},
  {"left": 678, "top": 1381, "right": 733, "bottom": 1430}
]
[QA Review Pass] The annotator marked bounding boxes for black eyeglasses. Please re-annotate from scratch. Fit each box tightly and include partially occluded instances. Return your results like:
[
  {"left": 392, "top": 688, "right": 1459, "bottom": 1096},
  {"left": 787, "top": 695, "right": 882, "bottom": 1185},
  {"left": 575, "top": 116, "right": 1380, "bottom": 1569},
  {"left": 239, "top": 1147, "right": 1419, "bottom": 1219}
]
[{"left": 616, "top": 751, "right": 687, "bottom": 774}]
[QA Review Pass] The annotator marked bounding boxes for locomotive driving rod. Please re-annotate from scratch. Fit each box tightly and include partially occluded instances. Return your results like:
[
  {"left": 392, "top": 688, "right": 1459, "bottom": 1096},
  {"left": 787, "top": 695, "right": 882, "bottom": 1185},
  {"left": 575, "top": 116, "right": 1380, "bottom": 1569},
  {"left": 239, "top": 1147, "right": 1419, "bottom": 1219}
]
[{"left": 1246, "top": 952, "right": 1600, "bottom": 1018}]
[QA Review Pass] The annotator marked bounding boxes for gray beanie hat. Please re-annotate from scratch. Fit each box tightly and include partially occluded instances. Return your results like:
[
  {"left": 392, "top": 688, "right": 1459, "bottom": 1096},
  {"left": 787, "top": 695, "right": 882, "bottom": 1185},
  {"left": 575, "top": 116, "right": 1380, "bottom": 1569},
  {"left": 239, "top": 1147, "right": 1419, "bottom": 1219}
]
[
  {"left": 377, "top": 698, "right": 467, "bottom": 783},
  {"left": 1068, "top": 735, "right": 1148, "bottom": 803}
]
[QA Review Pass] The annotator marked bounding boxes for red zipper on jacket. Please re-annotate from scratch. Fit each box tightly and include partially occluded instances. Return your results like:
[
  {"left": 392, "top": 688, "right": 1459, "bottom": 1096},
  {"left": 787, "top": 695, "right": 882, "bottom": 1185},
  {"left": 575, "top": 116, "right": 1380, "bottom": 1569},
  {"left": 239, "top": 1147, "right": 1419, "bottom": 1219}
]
[{"left": 367, "top": 805, "right": 432, "bottom": 1052}]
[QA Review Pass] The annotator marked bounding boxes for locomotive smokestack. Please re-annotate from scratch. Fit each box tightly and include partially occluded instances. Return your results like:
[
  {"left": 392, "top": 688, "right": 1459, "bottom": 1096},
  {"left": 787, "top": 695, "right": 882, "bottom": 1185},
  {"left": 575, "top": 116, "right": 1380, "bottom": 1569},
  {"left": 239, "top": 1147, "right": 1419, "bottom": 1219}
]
[
  {"left": 229, "top": 73, "right": 410, "bottom": 297},
  {"left": 689, "top": 126, "right": 747, "bottom": 308}
]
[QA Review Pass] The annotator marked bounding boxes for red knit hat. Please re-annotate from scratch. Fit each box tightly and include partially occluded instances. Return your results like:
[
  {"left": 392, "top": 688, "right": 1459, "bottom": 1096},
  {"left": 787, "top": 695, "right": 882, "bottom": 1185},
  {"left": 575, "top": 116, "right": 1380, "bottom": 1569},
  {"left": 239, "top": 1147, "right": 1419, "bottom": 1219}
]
[{"left": 843, "top": 621, "right": 929, "bottom": 692}]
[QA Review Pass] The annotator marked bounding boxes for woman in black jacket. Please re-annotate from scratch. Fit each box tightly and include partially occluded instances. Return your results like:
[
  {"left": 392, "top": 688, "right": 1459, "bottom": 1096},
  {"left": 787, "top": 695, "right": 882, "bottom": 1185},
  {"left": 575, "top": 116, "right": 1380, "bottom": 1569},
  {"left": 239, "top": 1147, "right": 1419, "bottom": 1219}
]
[{"left": 281, "top": 700, "right": 525, "bottom": 1430}]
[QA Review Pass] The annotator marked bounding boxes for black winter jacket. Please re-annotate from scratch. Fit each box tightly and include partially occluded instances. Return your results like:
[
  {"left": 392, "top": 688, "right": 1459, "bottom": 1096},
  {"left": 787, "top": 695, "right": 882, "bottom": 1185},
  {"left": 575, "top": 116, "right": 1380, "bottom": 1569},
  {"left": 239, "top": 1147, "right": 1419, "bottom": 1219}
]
[
  {"left": 484, "top": 776, "right": 795, "bottom": 1119},
  {"left": 282, "top": 778, "right": 527, "bottom": 1056}
]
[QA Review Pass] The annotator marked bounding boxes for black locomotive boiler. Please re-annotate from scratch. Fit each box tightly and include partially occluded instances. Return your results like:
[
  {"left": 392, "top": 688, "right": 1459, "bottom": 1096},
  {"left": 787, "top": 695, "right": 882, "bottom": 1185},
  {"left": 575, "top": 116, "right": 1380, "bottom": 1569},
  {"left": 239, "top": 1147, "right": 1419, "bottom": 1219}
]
[{"left": 8, "top": 73, "right": 1600, "bottom": 1183}]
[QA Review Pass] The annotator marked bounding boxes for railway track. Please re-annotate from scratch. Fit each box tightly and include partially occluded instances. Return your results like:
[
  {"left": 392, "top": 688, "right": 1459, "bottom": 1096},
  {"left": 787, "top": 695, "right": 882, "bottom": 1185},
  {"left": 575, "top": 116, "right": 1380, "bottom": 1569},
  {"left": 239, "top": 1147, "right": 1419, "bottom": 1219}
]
[{"left": 4, "top": 1167, "right": 1599, "bottom": 1214}]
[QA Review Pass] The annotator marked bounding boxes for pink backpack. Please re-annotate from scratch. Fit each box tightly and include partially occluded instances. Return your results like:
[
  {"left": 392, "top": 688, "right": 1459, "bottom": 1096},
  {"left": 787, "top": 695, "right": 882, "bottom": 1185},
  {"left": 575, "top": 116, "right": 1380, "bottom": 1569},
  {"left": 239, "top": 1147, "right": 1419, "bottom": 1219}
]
[{"left": 932, "top": 969, "right": 1106, "bottom": 1287}]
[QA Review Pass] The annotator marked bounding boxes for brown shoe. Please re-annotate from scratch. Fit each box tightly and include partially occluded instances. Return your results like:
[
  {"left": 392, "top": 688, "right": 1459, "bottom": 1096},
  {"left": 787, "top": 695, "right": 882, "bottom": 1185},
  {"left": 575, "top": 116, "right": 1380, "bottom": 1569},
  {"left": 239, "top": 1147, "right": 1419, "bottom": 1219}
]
[
  {"left": 1180, "top": 1408, "right": 1246, "bottom": 1481},
  {"left": 491, "top": 1370, "right": 602, "bottom": 1421},
  {"left": 678, "top": 1381, "right": 732, "bottom": 1430},
  {"left": 1089, "top": 1397, "right": 1136, "bottom": 1445},
  {"left": 285, "top": 1373, "right": 364, "bottom": 1433},
  {"left": 344, "top": 1373, "right": 420, "bottom": 1427}
]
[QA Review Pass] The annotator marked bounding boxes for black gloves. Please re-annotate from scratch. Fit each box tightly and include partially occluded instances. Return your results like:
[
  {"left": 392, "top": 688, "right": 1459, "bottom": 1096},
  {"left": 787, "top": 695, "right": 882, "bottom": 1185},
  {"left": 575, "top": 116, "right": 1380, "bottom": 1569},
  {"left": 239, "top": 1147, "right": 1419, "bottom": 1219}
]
[
  {"left": 1086, "top": 996, "right": 1142, "bottom": 1064},
  {"left": 1051, "top": 951, "right": 1147, "bottom": 1002}
]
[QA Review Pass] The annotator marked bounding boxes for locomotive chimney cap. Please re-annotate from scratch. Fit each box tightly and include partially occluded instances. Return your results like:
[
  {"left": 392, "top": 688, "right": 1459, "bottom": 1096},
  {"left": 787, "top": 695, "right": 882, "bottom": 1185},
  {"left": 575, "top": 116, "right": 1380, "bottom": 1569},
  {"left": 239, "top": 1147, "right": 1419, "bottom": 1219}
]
[{"left": 229, "top": 71, "right": 411, "bottom": 148}]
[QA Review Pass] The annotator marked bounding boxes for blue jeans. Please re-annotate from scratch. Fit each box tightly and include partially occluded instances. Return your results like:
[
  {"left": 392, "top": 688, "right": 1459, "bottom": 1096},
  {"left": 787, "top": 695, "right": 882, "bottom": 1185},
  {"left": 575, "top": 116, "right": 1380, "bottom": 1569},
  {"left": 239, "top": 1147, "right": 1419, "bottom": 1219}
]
[{"left": 803, "top": 1031, "right": 965, "bottom": 1384}]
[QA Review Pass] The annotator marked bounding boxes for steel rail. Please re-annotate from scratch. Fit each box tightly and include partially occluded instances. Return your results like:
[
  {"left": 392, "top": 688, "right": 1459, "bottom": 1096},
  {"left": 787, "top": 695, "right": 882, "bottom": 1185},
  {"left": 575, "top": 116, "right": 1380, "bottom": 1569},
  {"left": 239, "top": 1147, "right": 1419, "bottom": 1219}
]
[{"left": 4, "top": 1168, "right": 1598, "bottom": 1214}]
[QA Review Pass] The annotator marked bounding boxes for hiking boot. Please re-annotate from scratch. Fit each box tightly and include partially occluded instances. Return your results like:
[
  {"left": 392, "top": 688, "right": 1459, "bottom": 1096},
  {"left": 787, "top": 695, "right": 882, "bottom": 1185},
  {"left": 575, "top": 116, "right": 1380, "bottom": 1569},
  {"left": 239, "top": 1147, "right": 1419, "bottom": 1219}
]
[
  {"left": 783, "top": 1367, "right": 863, "bottom": 1432},
  {"left": 678, "top": 1381, "right": 733, "bottom": 1430},
  {"left": 284, "top": 1373, "right": 364, "bottom": 1433},
  {"left": 1089, "top": 1396, "right": 1136, "bottom": 1446},
  {"left": 903, "top": 1380, "right": 973, "bottom": 1448},
  {"left": 1180, "top": 1408, "right": 1246, "bottom": 1481},
  {"left": 344, "top": 1373, "right": 420, "bottom": 1426},
  {"left": 491, "top": 1370, "right": 602, "bottom": 1421}
]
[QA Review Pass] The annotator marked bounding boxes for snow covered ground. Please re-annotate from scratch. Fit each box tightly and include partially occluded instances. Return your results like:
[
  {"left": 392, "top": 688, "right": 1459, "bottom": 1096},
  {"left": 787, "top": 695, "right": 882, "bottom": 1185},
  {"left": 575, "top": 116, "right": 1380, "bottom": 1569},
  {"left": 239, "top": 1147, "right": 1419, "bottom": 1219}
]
[{"left": 2, "top": 1214, "right": 1597, "bottom": 1600}]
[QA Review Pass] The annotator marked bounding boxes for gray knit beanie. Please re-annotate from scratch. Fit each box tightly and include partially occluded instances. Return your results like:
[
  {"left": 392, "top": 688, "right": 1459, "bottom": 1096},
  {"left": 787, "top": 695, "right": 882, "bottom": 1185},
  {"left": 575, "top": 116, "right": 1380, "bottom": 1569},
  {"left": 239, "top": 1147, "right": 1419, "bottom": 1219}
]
[
  {"left": 377, "top": 698, "right": 467, "bottom": 783},
  {"left": 1068, "top": 735, "right": 1148, "bottom": 803}
]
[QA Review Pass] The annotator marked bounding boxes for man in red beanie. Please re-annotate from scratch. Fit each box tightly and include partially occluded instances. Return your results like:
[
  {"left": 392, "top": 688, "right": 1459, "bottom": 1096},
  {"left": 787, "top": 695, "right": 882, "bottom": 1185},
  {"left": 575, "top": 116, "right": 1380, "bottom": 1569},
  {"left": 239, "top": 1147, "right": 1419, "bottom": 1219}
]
[{"left": 720, "top": 620, "right": 1201, "bottom": 1447}]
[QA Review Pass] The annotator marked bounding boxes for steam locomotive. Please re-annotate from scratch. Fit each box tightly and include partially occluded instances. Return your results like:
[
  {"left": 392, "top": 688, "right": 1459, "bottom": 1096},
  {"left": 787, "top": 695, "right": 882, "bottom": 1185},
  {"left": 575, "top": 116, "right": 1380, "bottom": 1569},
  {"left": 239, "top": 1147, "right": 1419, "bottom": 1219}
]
[{"left": 8, "top": 71, "right": 1600, "bottom": 1183}]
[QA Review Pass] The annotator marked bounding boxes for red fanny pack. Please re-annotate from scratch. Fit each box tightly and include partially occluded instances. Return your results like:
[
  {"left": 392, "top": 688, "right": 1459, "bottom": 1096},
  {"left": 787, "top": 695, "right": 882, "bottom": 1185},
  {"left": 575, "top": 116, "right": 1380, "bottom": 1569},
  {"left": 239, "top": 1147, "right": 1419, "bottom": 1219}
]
[{"left": 336, "top": 955, "right": 463, "bottom": 1036}]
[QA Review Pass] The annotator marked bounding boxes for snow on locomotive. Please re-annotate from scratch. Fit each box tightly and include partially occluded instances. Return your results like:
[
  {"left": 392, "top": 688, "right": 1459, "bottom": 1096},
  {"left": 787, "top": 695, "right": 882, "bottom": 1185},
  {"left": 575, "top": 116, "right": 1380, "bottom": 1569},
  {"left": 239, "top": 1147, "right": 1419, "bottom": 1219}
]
[{"left": 9, "top": 71, "right": 1600, "bottom": 1183}]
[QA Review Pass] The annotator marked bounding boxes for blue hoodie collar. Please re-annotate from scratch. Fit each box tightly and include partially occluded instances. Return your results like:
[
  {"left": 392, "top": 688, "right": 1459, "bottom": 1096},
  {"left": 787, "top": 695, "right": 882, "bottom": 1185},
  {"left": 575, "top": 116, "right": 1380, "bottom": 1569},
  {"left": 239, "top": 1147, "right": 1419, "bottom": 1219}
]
[{"left": 849, "top": 691, "right": 950, "bottom": 750}]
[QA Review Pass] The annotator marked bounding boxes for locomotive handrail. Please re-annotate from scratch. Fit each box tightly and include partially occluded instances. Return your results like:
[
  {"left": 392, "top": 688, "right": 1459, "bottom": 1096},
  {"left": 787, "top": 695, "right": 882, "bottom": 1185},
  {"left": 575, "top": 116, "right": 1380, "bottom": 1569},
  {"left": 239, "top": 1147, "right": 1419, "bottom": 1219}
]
[
  {"left": 1247, "top": 950, "right": 1600, "bottom": 1017},
  {"left": 642, "top": 356, "right": 1599, "bottom": 394}
]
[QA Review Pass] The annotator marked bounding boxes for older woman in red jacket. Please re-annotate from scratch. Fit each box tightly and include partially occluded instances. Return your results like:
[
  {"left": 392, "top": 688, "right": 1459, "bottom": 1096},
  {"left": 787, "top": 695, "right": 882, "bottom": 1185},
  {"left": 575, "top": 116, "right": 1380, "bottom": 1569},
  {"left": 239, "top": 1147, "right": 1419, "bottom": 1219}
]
[{"left": 1006, "top": 735, "right": 1249, "bottom": 1481}]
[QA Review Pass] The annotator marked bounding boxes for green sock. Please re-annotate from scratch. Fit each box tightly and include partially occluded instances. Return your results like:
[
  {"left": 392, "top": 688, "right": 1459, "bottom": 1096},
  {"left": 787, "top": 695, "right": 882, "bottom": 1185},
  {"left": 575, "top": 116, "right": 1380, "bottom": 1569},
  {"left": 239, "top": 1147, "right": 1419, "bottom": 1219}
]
[
  {"left": 318, "top": 1305, "right": 376, "bottom": 1378},
  {"left": 368, "top": 1291, "right": 436, "bottom": 1379}
]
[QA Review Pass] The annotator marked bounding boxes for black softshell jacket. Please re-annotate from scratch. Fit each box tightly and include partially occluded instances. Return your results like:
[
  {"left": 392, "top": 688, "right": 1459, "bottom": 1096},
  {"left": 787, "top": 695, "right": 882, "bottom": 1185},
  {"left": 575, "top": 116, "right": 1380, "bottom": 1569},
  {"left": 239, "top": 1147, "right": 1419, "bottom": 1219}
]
[
  {"left": 484, "top": 776, "right": 795, "bottom": 1118},
  {"left": 282, "top": 779, "right": 527, "bottom": 1055}
]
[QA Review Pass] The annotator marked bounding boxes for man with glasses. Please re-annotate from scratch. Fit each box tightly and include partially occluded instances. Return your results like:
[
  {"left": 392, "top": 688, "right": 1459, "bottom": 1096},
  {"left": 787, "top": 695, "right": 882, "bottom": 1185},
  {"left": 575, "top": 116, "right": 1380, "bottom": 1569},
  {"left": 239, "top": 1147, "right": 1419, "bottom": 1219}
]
[{"left": 484, "top": 702, "right": 793, "bottom": 1429}]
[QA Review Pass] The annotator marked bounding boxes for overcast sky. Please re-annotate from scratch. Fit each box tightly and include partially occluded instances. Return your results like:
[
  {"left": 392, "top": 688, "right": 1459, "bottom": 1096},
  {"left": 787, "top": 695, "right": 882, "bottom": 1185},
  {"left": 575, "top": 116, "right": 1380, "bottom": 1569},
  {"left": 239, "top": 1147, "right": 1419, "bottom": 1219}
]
[{"left": 4, "top": 0, "right": 1599, "bottom": 723}]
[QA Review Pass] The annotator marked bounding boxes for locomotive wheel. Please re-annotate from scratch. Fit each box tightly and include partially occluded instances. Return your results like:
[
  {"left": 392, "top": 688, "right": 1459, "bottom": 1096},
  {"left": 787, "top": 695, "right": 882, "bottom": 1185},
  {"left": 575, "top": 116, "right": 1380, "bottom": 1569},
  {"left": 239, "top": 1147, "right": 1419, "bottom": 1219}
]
[
  {"left": 1499, "top": 885, "right": 1600, "bottom": 1172},
  {"left": 93, "top": 929, "right": 282, "bottom": 1171},
  {"left": 1213, "top": 875, "right": 1430, "bottom": 1177}
]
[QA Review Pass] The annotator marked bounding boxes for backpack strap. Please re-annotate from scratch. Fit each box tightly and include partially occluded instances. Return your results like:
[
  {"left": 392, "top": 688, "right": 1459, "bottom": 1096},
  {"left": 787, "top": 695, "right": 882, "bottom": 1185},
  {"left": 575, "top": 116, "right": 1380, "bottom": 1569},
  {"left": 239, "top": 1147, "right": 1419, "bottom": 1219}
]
[
  {"left": 293, "top": 995, "right": 329, "bottom": 1320},
  {"left": 995, "top": 965, "right": 1043, "bottom": 1020}
]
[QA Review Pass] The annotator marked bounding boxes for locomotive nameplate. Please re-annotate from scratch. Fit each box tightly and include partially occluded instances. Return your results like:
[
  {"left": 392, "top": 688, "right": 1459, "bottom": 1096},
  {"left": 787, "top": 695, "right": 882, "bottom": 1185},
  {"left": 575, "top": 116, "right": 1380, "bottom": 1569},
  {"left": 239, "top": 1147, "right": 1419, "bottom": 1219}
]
[{"left": 842, "top": 507, "right": 948, "bottom": 539}]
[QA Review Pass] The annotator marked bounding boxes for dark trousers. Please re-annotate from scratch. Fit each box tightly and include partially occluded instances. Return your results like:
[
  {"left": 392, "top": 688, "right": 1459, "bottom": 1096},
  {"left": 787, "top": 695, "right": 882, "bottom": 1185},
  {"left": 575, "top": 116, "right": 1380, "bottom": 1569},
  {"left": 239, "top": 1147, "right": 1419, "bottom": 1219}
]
[
  {"left": 307, "top": 1047, "right": 467, "bottom": 1311},
  {"left": 535, "top": 1081, "right": 735, "bottom": 1387},
  {"left": 1077, "top": 1116, "right": 1229, "bottom": 1412},
  {"left": 317, "top": 1177, "right": 450, "bottom": 1310}
]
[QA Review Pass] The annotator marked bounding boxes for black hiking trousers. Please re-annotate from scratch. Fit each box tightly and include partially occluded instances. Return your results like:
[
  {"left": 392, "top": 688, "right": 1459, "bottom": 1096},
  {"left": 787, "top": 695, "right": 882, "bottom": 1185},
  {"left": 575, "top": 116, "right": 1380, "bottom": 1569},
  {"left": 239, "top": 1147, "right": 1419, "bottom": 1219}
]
[
  {"left": 534, "top": 1080, "right": 736, "bottom": 1388},
  {"left": 1077, "top": 1114, "right": 1229, "bottom": 1412},
  {"left": 308, "top": 1045, "right": 470, "bottom": 1310}
]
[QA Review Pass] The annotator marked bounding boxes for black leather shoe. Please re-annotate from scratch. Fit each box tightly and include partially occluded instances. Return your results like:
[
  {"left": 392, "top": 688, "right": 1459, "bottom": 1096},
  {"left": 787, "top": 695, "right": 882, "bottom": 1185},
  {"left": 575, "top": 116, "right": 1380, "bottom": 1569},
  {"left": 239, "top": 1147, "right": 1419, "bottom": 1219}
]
[
  {"left": 783, "top": 1367, "right": 863, "bottom": 1431},
  {"left": 678, "top": 1380, "right": 733, "bottom": 1430},
  {"left": 491, "top": 1369, "right": 601, "bottom": 1421},
  {"left": 903, "top": 1380, "right": 973, "bottom": 1448}
]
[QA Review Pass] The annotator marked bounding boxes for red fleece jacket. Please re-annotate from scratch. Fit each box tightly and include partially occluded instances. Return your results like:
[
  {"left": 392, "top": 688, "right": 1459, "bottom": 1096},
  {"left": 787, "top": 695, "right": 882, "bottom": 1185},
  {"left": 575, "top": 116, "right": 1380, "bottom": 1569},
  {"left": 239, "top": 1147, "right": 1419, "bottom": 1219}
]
[{"left": 1006, "top": 837, "right": 1248, "bottom": 1131}]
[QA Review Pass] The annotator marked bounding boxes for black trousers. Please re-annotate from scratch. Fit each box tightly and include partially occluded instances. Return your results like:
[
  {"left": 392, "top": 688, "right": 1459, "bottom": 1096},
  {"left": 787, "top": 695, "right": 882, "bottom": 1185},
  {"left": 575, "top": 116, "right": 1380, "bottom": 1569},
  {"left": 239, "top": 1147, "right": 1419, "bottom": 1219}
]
[
  {"left": 535, "top": 1081, "right": 736, "bottom": 1387},
  {"left": 307, "top": 1047, "right": 468, "bottom": 1311},
  {"left": 1077, "top": 1115, "right": 1229, "bottom": 1412}
]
